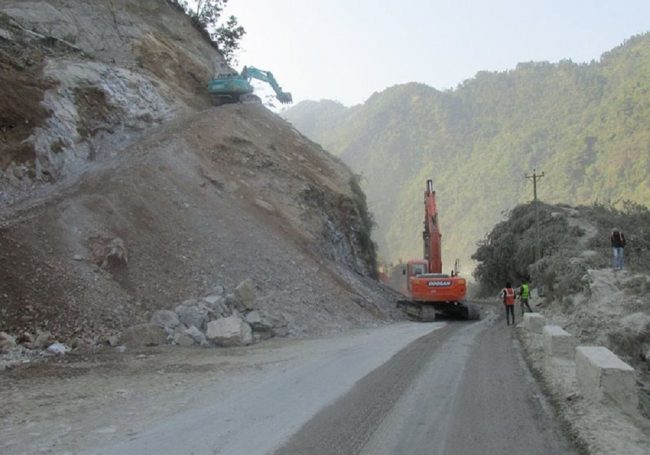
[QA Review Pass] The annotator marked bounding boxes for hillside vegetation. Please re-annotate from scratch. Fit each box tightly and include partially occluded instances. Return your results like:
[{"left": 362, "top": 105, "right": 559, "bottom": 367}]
[{"left": 283, "top": 33, "right": 650, "bottom": 269}]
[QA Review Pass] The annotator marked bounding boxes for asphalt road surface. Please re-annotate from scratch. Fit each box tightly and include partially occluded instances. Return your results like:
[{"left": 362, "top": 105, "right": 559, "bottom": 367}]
[
  {"left": 89, "top": 314, "right": 575, "bottom": 455},
  {"left": 276, "top": 316, "right": 574, "bottom": 455}
]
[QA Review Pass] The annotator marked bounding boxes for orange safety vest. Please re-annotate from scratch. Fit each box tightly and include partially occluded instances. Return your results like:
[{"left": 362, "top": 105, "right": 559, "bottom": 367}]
[{"left": 503, "top": 288, "right": 515, "bottom": 305}]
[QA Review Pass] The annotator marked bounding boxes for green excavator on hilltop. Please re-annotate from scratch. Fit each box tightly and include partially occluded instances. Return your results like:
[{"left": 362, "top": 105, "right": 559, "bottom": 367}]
[{"left": 207, "top": 65, "right": 293, "bottom": 106}]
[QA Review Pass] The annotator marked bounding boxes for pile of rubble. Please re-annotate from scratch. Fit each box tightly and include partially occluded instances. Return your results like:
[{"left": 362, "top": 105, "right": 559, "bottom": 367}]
[
  {"left": 0, "top": 330, "right": 70, "bottom": 370},
  {"left": 121, "top": 278, "right": 288, "bottom": 349},
  {"left": 0, "top": 279, "right": 289, "bottom": 369}
]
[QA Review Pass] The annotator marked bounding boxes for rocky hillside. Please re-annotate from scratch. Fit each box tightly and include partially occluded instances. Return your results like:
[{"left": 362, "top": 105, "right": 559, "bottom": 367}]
[
  {"left": 0, "top": 1, "right": 398, "bottom": 347},
  {"left": 283, "top": 33, "right": 650, "bottom": 269},
  {"left": 471, "top": 201, "right": 650, "bottom": 413},
  {"left": 0, "top": 0, "right": 229, "bottom": 196}
]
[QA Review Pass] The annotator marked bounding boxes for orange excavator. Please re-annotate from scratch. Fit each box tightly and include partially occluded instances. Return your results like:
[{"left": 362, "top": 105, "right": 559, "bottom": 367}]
[{"left": 397, "top": 179, "right": 480, "bottom": 321}]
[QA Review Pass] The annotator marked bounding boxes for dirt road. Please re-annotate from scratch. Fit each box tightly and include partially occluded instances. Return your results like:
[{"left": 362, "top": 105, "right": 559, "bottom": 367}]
[{"left": 2, "top": 315, "right": 575, "bottom": 454}]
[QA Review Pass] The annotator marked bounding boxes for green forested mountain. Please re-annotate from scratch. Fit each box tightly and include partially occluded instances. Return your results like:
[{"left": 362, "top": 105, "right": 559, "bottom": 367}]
[{"left": 283, "top": 33, "right": 650, "bottom": 272}]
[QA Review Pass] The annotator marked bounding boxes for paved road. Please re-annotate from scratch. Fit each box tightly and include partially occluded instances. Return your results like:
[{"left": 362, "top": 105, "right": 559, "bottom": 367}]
[
  {"left": 91, "top": 315, "right": 575, "bottom": 455},
  {"left": 275, "top": 316, "right": 575, "bottom": 455}
]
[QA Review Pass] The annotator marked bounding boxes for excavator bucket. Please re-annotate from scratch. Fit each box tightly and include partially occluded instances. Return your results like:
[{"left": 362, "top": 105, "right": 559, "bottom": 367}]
[{"left": 277, "top": 92, "right": 293, "bottom": 104}]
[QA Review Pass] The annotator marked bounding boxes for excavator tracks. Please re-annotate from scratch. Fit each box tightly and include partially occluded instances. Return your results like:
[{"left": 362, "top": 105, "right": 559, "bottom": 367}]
[{"left": 397, "top": 301, "right": 481, "bottom": 321}]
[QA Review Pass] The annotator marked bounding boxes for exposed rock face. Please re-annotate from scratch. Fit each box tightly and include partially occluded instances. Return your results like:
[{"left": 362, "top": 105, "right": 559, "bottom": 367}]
[
  {"left": 0, "top": 0, "right": 228, "bottom": 187},
  {"left": 0, "top": 1, "right": 397, "bottom": 345}
]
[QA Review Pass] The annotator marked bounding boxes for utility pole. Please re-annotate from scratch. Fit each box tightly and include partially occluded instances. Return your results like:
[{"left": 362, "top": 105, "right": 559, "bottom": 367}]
[
  {"left": 526, "top": 169, "right": 545, "bottom": 261},
  {"left": 525, "top": 169, "right": 545, "bottom": 202}
]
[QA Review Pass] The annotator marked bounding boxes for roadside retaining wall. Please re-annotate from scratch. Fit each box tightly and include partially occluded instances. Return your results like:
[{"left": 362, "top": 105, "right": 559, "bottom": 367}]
[
  {"left": 522, "top": 313, "right": 546, "bottom": 333},
  {"left": 576, "top": 346, "right": 638, "bottom": 414},
  {"left": 543, "top": 325, "right": 576, "bottom": 359}
]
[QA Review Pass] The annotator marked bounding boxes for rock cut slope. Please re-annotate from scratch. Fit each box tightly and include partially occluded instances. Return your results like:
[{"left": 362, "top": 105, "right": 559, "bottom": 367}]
[
  {"left": 0, "top": 0, "right": 398, "bottom": 344},
  {"left": 1, "top": 104, "right": 396, "bottom": 343}
]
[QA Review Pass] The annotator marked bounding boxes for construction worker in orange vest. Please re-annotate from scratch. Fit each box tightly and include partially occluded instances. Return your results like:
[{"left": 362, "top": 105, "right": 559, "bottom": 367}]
[{"left": 501, "top": 282, "right": 516, "bottom": 326}]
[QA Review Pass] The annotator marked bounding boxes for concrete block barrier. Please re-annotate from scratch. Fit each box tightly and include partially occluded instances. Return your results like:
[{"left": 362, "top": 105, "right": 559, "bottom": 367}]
[
  {"left": 522, "top": 313, "right": 546, "bottom": 333},
  {"left": 543, "top": 325, "right": 577, "bottom": 359},
  {"left": 576, "top": 346, "right": 637, "bottom": 413}
]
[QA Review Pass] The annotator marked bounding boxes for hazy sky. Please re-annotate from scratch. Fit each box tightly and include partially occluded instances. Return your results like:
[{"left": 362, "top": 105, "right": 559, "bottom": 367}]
[{"left": 220, "top": 0, "right": 650, "bottom": 106}]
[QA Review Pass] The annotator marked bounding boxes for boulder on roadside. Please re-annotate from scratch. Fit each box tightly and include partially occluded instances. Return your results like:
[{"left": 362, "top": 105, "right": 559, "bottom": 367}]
[
  {"left": 272, "top": 326, "right": 290, "bottom": 338},
  {"left": 106, "top": 334, "right": 120, "bottom": 347},
  {"left": 175, "top": 305, "right": 207, "bottom": 330},
  {"left": 0, "top": 332, "right": 16, "bottom": 353},
  {"left": 150, "top": 310, "right": 180, "bottom": 329},
  {"left": 245, "top": 310, "right": 263, "bottom": 327},
  {"left": 206, "top": 316, "right": 253, "bottom": 347},
  {"left": 120, "top": 323, "right": 167, "bottom": 347},
  {"left": 173, "top": 333, "right": 195, "bottom": 347},
  {"left": 33, "top": 331, "right": 53, "bottom": 350},
  {"left": 185, "top": 326, "right": 208, "bottom": 346},
  {"left": 203, "top": 294, "right": 228, "bottom": 315},
  {"left": 234, "top": 279, "right": 255, "bottom": 311}
]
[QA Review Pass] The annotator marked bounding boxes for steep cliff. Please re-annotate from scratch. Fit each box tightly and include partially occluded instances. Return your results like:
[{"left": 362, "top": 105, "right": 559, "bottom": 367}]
[{"left": 0, "top": 1, "right": 396, "bottom": 344}]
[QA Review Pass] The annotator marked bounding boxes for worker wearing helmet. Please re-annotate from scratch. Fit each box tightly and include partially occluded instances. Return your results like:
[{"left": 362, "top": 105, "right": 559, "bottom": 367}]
[
  {"left": 501, "top": 282, "right": 516, "bottom": 326},
  {"left": 519, "top": 279, "right": 533, "bottom": 316}
]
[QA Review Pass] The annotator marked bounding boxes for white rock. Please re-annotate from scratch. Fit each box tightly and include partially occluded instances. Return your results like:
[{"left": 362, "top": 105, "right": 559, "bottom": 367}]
[
  {"left": 175, "top": 305, "right": 207, "bottom": 330},
  {"left": 234, "top": 279, "right": 255, "bottom": 311},
  {"left": 120, "top": 323, "right": 167, "bottom": 347},
  {"left": 255, "top": 198, "right": 274, "bottom": 212},
  {"left": 185, "top": 326, "right": 207, "bottom": 346},
  {"left": 47, "top": 343, "right": 70, "bottom": 355},
  {"left": 245, "top": 311, "right": 263, "bottom": 326},
  {"left": 33, "top": 331, "right": 53, "bottom": 350},
  {"left": 206, "top": 316, "right": 252, "bottom": 347},
  {"left": 173, "top": 333, "right": 195, "bottom": 347}
]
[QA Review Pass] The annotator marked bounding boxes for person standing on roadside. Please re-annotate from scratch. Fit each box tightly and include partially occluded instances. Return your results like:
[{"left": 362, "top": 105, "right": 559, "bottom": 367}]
[
  {"left": 611, "top": 228, "right": 626, "bottom": 270},
  {"left": 519, "top": 279, "right": 533, "bottom": 316},
  {"left": 501, "top": 282, "right": 516, "bottom": 326}
]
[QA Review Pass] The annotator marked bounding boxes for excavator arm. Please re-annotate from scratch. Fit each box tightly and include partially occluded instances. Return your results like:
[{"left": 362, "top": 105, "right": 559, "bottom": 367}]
[
  {"left": 241, "top": 66, "right": 293, "bottom": 104},
  {"left": 423, "top": 179, "right": 443, "bottom": 274}
]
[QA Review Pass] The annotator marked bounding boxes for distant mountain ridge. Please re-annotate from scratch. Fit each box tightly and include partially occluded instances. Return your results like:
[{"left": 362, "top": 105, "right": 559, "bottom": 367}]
[{"left": 283, "top": 33, "right": 650, "bottom": 270}]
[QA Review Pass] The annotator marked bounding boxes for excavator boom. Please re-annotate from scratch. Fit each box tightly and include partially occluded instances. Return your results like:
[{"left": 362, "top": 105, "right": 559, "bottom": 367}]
[{"left": 423, "top": 179, "right": 442, "bottom": 274}]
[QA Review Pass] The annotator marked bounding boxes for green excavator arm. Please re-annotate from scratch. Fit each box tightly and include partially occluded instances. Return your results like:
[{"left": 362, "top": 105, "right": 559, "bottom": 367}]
[{"left": 241, "top": 66, "right": 293, "bottom": 104}]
